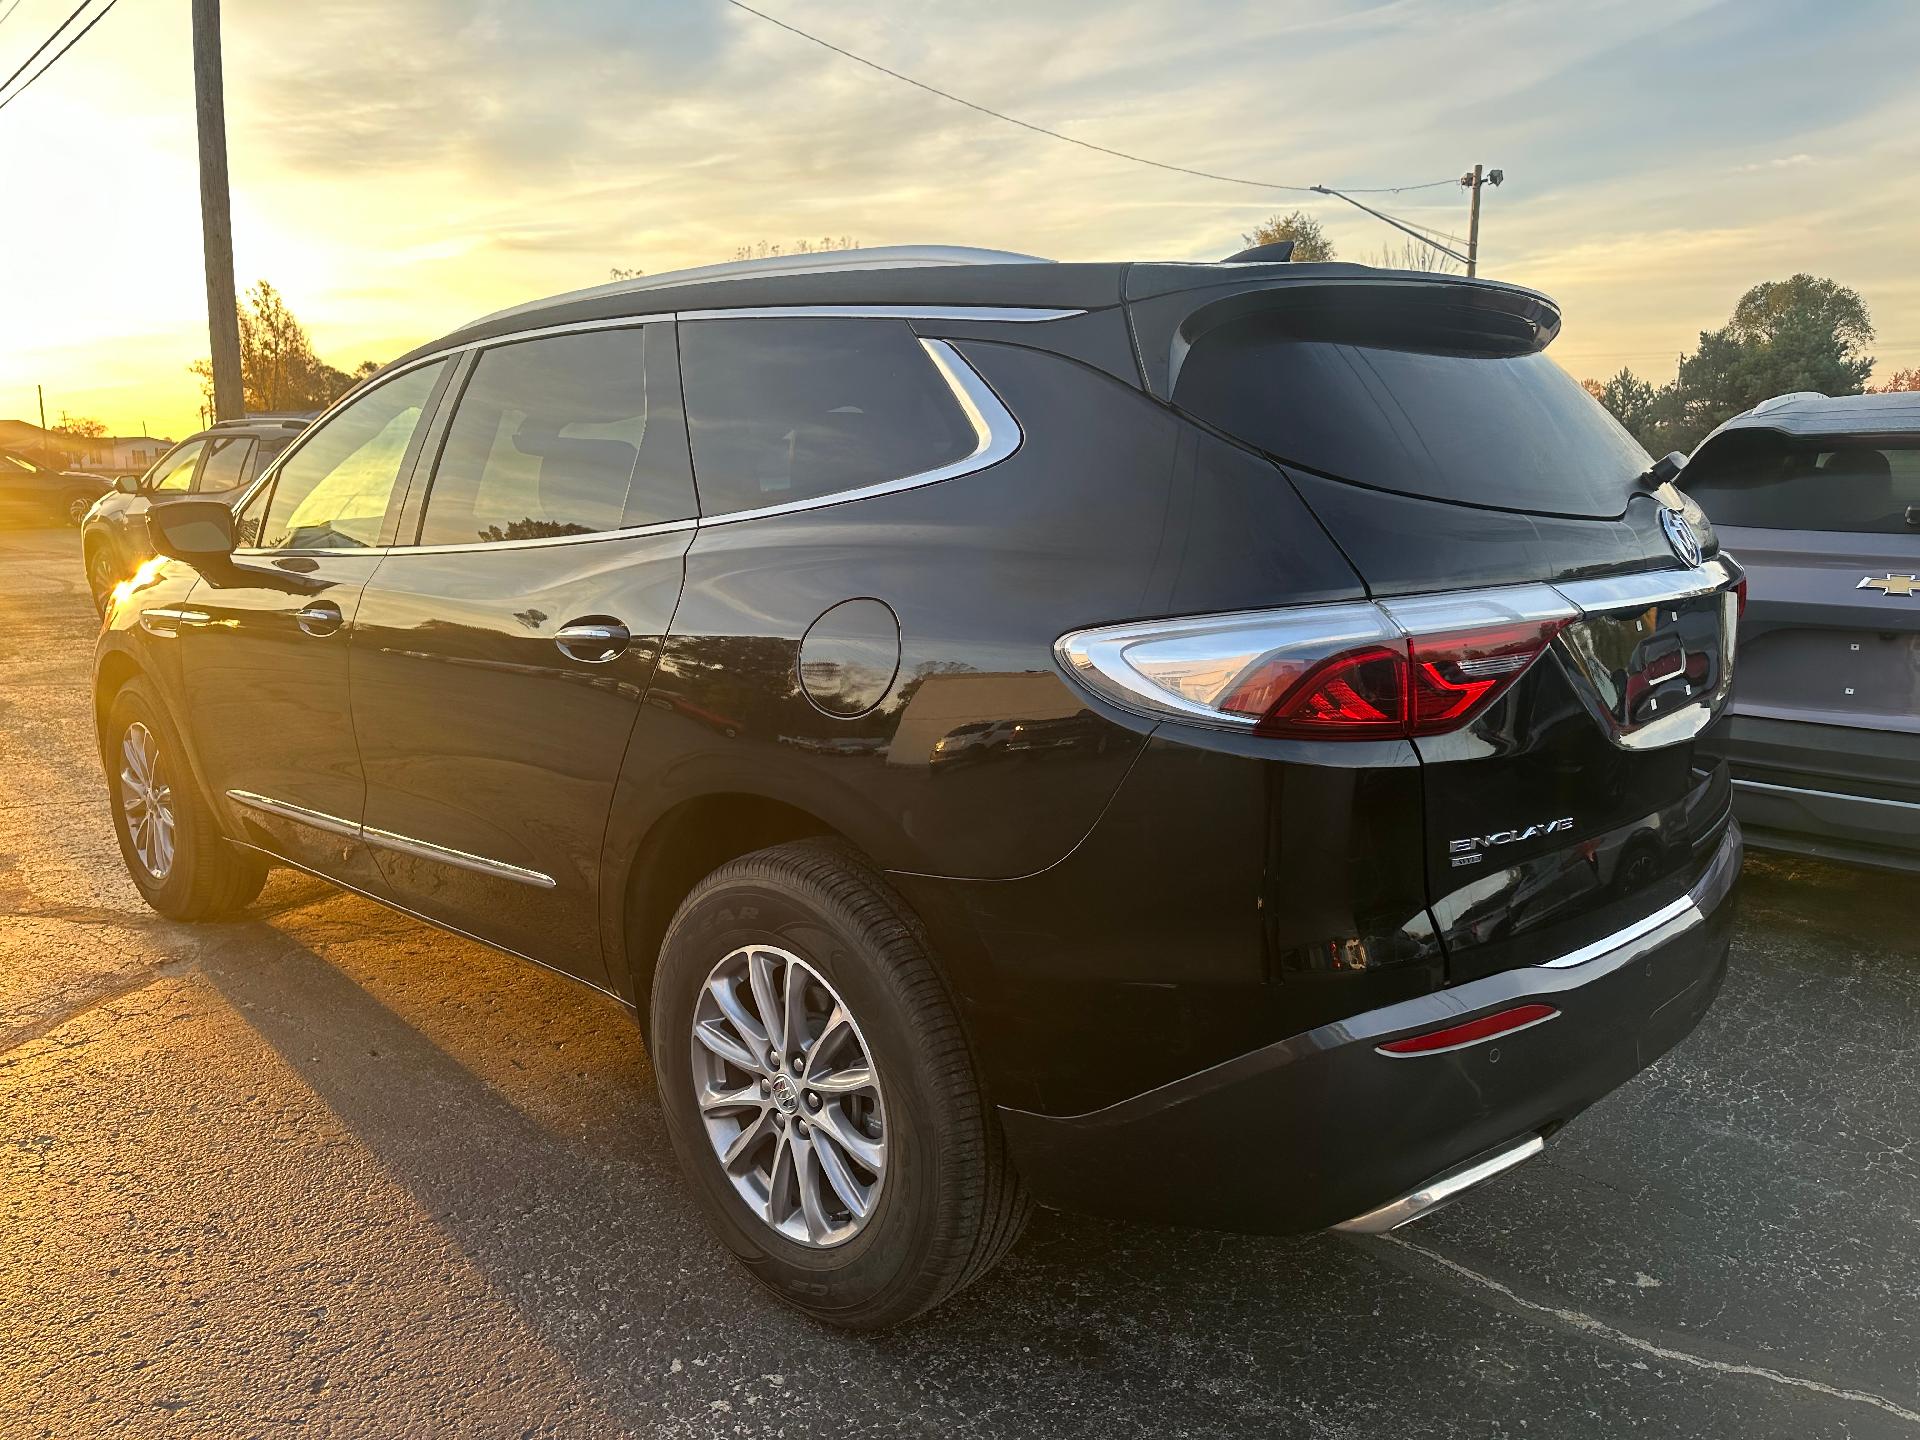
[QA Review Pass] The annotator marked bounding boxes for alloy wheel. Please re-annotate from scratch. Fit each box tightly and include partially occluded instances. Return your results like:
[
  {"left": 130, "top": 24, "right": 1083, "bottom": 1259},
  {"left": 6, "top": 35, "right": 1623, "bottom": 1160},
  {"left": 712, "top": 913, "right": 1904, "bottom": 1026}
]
[
  {"left": 67, "top": 495, "right": 92, "bottom": 526},
  {"left": 119, "top": 721, "right": 175, "bottom": 880},
  {"left": 690, "top": 944, "right": 888, "bottom": 1248}
]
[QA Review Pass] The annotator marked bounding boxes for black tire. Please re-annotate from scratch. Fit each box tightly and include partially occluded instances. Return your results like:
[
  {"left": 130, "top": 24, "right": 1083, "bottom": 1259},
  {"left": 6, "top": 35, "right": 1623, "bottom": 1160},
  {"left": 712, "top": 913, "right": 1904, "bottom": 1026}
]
[
  {"left": 85, "top": 537, "right": 118, "bottom": 615},
  {"left": 104, "top": 678, "right": 268, "bottom": 920},
  {"left": 651, "top": 839, "right": 1029, "bottom": 1329}
]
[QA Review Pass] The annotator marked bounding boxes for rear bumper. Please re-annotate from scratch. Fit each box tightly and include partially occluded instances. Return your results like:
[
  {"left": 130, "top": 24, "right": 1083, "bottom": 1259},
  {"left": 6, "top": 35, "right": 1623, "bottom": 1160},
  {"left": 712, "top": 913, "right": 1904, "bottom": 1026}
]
[
  {"left": 997, "top": 820, "right": 1741, "bottom": 1235},
  {"left": 1706, "top": 712, "right": 1920, "bottom": 870}
]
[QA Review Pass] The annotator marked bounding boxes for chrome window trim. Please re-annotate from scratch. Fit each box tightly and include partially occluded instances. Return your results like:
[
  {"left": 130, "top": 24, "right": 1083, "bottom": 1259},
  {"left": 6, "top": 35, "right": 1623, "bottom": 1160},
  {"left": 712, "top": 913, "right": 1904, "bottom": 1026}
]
[
  {"left": 225, "top": 789, "right": 556, "bottom": 889},
  {"left": 691, "top": 337, "right": 1022, "bottom": 527},
  {"left": 230, "top": 322, "right": 1026, "bottom": 559}
]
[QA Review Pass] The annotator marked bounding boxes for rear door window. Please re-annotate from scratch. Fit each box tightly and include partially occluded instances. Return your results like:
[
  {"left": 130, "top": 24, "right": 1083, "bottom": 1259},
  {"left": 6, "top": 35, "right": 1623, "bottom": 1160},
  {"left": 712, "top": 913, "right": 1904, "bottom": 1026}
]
[
  {"left": 195, "top": 436, "right": 253, "bottom": 493},
  {"left": 680, "top": 318, "right": 977, "bottom": 516},
  {"left": 1684, "top": 437, "right": 1920, "bottom": 533},
  {"left": 414, "top": 324, "right": 695, "bottom": 546},
  {"left": 1171, "top": 314, "right": 1650, "bottom": 518}
]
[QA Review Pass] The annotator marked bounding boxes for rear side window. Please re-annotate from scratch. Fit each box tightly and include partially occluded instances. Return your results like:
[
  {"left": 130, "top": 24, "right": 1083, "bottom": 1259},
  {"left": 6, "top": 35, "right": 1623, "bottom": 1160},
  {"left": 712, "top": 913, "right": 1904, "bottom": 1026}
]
[
  {"left": 680, "top": 318, "right": 977, "bottom": 516},
  {"left": 247, "top": 436, "right": 292, "bottom": 485},
  {"left": 1172, "top": 315, "right": 1650, "bottom": 518},
  {"left": 196, "top": 436, "right": 252, "bottom": 492},
  {"left": 416, "top": 324, "right": 695, "bottom": 546},
  {"left": 1684, "top": 436, "right": 1920, "bottom": 533}
]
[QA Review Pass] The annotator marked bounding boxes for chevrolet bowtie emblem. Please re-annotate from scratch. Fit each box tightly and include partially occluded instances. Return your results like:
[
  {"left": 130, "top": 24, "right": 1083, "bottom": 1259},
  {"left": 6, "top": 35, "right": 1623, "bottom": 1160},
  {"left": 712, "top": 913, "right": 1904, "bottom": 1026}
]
[{"left": 1858, "top": 574, "right": 1918, "bottom": 597}]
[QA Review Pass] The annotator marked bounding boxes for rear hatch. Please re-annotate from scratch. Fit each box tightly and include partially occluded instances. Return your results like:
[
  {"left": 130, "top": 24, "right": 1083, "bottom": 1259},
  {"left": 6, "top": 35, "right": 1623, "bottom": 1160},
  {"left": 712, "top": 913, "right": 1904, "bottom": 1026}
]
[{"left": 1132, "top": 268, "right": 1742, "bottom": 981}]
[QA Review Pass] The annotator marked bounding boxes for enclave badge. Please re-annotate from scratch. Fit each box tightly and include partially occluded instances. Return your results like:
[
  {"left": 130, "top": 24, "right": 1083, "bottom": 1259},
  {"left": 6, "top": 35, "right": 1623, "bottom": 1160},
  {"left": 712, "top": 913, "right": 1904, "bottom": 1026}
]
[
  {"left": 1448, "top": 816, "right": 1575, "bottom": 867},
  {"left": 1659, "top": 507, "right": 1702, "bottom": 567}
]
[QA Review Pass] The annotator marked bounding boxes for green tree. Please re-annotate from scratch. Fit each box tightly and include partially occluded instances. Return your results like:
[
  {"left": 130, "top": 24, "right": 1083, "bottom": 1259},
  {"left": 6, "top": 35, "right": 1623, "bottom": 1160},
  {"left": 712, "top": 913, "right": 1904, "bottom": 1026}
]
[
  {"left": 190, "top": 281, "right": 376, "bottom": 415},
  {"left": 1585, "top": 275, "right": 1877, "bottom": 453},
  {"left": 1241, "top": 209, "right": 1334, "bottom": 260}
]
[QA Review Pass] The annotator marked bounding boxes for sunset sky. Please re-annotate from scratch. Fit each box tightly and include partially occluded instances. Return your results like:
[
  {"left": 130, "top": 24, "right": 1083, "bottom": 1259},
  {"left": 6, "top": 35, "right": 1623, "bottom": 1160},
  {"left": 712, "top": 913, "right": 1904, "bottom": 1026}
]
[{"left": 5, "top": 0, "right": 1919, "bottom": 442}]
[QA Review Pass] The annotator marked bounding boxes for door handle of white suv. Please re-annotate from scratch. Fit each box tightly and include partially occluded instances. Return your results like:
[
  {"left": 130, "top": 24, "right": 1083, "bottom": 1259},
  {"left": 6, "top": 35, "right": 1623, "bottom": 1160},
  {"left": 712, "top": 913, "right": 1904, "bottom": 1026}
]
[
  {"left": 555, "top": 620, "right": 630, "bottom": 664},
  {"left": 294, "top": 601, "right": 344, "bottom": 637}
]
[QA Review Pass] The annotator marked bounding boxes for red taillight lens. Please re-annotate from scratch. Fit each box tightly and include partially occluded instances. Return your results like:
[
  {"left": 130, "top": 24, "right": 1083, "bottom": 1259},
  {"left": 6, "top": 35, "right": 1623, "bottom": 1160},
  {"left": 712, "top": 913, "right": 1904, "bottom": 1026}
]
[
  {"left": 1733, "top": 575, "right": 1748, "bottom": 617},
  {"left": 1237, "top": 646, "right": 1407, "bottom": 737},
  {"left": 1056, "top": 584, "right": 1577, "bottom": 741},
  {"left": 1376, "top": 1002, "right": 1560, "bottom": 1056},
  {"left": 1406, "top": 618, "right": 1569, "bottom": 735}
]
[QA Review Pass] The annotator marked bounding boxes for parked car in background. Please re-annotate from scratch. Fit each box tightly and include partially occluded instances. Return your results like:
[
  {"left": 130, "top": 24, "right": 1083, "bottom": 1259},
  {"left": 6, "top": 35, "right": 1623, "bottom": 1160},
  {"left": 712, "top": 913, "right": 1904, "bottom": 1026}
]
[
  {"left": 81, "top": 415, "right": 309, "bottom": 612},
  {"left": 0, "top": 448, "right": 112, "bottom": 528},
  {"left": 1687, "top": 391, "right": 1920, "bottom": 871},
  {"left": 94, "top": 247, "right": 1742, "bottom": 1328}
]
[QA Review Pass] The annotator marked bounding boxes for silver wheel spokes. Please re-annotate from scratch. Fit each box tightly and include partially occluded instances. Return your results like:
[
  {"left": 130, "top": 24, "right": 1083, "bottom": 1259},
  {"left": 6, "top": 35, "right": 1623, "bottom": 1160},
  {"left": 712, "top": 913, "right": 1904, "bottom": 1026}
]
[
  {"left": 691, "top": 944, "right": 887, "bottom": 1248},
  {"left": 119, "top": 722, "right": 175, "bottom": 880}
]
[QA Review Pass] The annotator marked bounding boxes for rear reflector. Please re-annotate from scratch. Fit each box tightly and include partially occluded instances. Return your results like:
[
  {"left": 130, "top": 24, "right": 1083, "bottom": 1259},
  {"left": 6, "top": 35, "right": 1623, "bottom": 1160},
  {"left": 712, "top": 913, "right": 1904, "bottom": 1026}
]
[{"left": 1375, "top": 1003, "right": 1560, "bottom": 1056}]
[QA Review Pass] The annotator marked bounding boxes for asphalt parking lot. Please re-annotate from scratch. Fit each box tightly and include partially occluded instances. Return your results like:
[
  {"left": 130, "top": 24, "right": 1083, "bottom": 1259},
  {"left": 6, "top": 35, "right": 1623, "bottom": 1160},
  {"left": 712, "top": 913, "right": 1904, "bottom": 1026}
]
[{"left": 2, "top": 522, "right": 1915, "bottom": 1439}]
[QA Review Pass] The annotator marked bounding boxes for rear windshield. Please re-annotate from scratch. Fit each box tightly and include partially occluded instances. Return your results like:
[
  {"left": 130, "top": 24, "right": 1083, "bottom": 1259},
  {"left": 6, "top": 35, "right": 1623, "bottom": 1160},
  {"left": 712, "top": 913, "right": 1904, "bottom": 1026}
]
[
  {"left": 1171, "top": 315, "right": 1650, "bottom": 517},
  {"left": 1683, "top": 433, "right": 1920, "bottom": 534}
]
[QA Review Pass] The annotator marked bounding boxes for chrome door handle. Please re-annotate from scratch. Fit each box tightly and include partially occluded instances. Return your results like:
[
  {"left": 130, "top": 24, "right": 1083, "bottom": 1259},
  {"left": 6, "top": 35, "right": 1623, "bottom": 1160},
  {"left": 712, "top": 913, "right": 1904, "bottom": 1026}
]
[
  {"left": 555, "top": 620, "right": 630, "bottom": 664},
  {"left": 294, "top": 601, "right": 344, "bottom": 637}
]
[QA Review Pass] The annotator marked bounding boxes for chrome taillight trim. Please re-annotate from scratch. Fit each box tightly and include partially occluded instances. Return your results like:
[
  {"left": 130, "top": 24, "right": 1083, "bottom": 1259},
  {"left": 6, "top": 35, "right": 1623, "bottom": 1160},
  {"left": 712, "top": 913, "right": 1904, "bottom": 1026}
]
[
  {"left": 1055, "top": 601, "right": 1393, "bottom": 729},
  {"left": 1055, "top": 580, "right": 1580, "bottom": 732}
]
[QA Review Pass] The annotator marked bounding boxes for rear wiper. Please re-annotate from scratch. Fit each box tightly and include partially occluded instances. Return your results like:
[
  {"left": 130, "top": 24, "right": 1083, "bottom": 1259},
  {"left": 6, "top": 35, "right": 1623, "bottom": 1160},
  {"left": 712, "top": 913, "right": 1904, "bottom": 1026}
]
[{"left": 1637, "top": 451, "right": 1687, "bottom": 489}]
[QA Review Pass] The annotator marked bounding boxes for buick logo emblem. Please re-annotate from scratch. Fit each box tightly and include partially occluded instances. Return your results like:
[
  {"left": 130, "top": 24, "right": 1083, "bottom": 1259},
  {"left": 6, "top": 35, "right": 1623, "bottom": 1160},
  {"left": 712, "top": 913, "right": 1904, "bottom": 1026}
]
[{"left": 1660, "top": 507, "right": 1702, "bottom": 567}]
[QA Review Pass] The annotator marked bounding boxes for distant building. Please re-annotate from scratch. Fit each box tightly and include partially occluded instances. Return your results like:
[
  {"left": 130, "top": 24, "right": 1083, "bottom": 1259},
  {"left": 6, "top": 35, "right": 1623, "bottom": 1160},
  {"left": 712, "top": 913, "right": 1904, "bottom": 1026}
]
[{"left": 0, "top": 420, "right": 173, "bottom": 475}]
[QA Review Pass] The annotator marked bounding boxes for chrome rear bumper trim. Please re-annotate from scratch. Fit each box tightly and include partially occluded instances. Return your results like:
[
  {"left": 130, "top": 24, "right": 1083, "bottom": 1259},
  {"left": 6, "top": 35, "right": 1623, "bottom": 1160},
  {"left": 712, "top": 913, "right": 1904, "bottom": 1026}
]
[{"left": 1334, "top": 1134, "right": 1546, "bottom": 1233}]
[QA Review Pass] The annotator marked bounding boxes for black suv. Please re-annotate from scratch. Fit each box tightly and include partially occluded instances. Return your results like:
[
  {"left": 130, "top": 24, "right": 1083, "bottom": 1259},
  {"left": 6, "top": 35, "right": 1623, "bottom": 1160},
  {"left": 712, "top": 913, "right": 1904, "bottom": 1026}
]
[
  {"left": 95, "top": 248, "right": 1743, "bottom": 1328},
  {"left": 81, "top": 415, "right": 308, "bottom": 612},
  {"left": 0, "top": 447, "right": 111, "bottom": 528}
]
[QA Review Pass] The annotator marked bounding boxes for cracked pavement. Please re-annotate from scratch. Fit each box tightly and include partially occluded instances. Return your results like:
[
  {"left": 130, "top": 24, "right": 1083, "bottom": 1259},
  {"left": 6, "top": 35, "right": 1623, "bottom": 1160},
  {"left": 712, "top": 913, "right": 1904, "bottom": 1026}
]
[{"left": 2, "top": 523, "right": 1916, "bottom": 1438}]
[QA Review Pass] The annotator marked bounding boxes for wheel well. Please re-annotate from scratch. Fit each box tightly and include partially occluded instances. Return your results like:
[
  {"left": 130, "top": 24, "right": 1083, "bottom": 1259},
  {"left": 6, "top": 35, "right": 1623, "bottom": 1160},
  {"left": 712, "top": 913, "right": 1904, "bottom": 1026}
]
[
  {"left": 93, "top": 651, "right": 140, "bottom": 748},
  {"left": 622, "top": 793, "right": 844, "bottom": 1026}
]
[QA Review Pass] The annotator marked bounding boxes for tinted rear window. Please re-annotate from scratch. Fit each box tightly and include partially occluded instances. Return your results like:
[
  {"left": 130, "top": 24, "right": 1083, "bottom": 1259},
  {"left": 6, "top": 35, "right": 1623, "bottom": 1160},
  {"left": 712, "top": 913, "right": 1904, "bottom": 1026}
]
[
  {"left": 680, "top": 318, "right": 977, "bottom": 516},
  {"left": 1172, "top": 315, "right": 1650, "bottom": 517},
  {"left": 1683, "top": 434, "right": 1920, "bottom": 533}
]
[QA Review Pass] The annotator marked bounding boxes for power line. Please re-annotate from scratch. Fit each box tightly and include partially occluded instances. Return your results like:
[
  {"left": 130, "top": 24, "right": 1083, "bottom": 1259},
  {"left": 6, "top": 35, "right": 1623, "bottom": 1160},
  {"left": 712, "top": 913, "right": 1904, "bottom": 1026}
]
[
  {"left": 0, "top": 0, "right": 118, "bottom": 113},
  {"left": 722, "top": 0, "right": 1452, "bottom": 198},
  {"left": 0, "top": 0, "right": 91, "bottom": 96},
  {"left": 0, "top": 0, "right": 26, "bottom": 32}
]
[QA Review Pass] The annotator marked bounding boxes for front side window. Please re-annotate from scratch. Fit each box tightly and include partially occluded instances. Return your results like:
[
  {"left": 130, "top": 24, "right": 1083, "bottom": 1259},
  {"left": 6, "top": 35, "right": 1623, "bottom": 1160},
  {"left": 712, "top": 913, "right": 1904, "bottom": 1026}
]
[
  {"left": 415, "top": 325, "right": 695, "bottom": 546},
  {"left": 195, "top": 436, "right": 253, "bottom": 493},
  {"left": 147, "top": 442, "right": 204, "bottom": 494},
  {"left": 679, "top": 318, "right": 978, "bottom": 516},
  {"left": 247, "top": 362, "right": 446, "bottom": 550},
  {"left": 1686, "top": 435, "right": 1920, "bottom": 534}
]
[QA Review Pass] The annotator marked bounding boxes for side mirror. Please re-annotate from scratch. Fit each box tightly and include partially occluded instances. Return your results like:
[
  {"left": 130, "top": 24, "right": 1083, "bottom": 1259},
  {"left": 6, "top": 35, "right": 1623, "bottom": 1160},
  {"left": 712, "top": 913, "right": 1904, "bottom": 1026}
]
[
  {"left": 115, "top": 474, "right": 142, "bottom": 495},
  {"left": 146, "top": 498, "right": 235, "bottom": 563},
  {"left": 1643, "top": 451, "right": 1688, "bottom": 487}
]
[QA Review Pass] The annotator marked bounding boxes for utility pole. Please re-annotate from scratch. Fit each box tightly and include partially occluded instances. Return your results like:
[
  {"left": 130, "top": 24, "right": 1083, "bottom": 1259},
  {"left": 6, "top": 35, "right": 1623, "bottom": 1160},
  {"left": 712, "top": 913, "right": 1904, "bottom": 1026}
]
[
  {"left": 1460, "top": 164, "right": 1504, "bottom": 278},
  {"left": 192, "top": 0, "right": 244, "bottom": 421},
  {"left": 37, "top": 384, "right": 46, "bottom": 431}
]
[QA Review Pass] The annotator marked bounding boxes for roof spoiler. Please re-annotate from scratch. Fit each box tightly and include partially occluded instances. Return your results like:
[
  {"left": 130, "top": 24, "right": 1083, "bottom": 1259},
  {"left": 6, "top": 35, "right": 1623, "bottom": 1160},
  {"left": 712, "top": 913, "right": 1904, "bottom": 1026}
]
[{"left": 1122, "top": 271, "right": 1563, "bottom": 399}]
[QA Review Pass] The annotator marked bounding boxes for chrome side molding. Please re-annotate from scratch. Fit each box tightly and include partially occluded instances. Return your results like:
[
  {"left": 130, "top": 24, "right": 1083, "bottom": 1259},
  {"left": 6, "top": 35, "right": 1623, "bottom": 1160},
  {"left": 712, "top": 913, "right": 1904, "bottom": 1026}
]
[
  {"left": 224, "top": 790, "right": 556, "bottom": 889},
  {"left": 362, "top": 826, "right": 558, "bottom": 890}
]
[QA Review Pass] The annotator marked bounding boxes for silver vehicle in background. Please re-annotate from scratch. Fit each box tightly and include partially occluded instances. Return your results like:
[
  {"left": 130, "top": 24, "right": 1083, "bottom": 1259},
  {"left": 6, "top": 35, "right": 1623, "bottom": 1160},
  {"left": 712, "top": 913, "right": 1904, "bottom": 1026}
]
[{"left": 1686, "top": 392, "right": 1920, "bottom": 871}]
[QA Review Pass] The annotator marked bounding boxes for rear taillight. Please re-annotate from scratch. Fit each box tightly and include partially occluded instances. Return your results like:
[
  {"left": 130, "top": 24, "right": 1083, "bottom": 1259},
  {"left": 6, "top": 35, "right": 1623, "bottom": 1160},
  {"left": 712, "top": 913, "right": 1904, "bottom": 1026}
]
[
  {"left": 1733, "top": 575, "right": 1748, "bottom": 617},
  {"left": 1057, "top": 585, "right": 1577, "bottom": 740}
]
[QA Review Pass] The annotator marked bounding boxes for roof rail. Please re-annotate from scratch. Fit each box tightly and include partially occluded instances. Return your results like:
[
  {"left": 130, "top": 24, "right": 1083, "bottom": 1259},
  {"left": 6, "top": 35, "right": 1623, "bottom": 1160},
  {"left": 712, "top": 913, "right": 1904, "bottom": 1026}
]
[{"left": 467, "top": 245, "right": 1053, "bottom": 329}]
